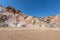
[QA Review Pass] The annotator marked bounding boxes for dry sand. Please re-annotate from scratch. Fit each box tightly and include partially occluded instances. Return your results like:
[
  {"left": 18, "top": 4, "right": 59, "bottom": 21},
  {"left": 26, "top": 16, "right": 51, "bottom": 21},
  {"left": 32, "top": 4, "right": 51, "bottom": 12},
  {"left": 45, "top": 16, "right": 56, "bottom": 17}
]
[{"left": 0, "top": 27, "right": 60, "bottom": 40}]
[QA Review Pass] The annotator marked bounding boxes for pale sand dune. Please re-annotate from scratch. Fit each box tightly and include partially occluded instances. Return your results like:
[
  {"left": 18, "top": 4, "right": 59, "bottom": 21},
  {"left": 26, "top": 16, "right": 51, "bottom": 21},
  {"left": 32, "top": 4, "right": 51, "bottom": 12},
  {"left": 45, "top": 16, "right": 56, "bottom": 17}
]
[{"left": 0, "top": 27, "right": 60, "bottom": 40}]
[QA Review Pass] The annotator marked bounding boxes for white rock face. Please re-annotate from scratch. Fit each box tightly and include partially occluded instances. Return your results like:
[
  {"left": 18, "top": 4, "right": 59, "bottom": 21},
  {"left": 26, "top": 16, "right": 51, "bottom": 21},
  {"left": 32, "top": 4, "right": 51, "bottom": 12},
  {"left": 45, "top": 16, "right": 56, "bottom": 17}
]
[
  {"left": 1, "top": 5, "right": 60, "bottom": 28},
  {"left": 17, "top": 21, "right": 25, "bottom": 27},
  {"left": 0, "top": 6, "right": 3, "bottom": 12}
]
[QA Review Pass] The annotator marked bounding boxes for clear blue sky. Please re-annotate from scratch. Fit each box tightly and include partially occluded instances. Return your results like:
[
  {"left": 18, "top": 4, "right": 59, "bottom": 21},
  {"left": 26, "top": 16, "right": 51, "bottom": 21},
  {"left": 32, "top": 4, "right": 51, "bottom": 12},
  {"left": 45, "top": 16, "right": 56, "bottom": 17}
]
[{"left": 0, "top": 0, "right": 60, "bottom": 17}]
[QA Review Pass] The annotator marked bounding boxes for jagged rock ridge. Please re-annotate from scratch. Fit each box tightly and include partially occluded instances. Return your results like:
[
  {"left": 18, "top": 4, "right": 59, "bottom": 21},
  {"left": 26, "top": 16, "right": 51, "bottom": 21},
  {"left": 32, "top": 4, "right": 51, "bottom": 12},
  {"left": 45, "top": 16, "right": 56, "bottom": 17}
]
[{"left": 0, "top": 5, "right": 60, "bottom": 28}]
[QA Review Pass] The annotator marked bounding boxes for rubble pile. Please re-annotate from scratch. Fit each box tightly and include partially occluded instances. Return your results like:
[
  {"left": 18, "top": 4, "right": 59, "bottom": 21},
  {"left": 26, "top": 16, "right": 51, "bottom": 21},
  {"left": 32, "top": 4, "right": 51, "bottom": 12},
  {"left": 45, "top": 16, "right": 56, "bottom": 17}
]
[{"left": 0, "top": 5, "right": 60, "bottom": 28}]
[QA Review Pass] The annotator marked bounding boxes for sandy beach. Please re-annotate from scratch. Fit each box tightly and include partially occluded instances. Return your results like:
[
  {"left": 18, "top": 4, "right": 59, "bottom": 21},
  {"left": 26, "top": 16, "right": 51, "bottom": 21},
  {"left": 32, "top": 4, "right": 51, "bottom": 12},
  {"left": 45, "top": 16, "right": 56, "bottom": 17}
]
[{"left": 0, "top": 27, "right": 60, "bottom": 40}]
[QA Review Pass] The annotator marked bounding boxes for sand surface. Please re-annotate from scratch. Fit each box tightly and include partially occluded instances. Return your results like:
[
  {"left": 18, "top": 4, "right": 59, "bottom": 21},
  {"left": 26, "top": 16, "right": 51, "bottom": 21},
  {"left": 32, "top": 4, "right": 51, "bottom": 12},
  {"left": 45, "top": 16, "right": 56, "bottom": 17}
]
[{"left": 0, "top": 27, "right": 60, "bottom": 40}]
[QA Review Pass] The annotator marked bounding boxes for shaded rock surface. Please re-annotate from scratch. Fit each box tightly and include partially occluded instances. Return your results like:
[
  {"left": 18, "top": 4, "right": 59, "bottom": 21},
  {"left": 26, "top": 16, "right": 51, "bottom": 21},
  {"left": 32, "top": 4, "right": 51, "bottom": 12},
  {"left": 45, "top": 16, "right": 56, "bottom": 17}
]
[{"left": 0, "top": 5, "right": 60, "bottom": 28}]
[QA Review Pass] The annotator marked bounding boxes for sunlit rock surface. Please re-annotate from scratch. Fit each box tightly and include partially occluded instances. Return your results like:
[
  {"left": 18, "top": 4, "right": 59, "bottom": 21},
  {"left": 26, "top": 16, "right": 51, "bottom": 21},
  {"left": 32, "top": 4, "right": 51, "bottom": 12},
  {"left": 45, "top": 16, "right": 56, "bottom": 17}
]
[{"left": 0, "top": 5, "right": 60, "bottom": 28}]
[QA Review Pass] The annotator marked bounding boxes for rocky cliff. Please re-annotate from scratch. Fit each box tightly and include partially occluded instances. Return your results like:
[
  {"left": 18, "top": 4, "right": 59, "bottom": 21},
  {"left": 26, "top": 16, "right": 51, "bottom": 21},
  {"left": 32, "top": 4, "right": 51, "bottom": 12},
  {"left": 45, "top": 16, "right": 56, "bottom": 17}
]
[{"left": 0, "top": 5, "right": 60, "bottom": 28}]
